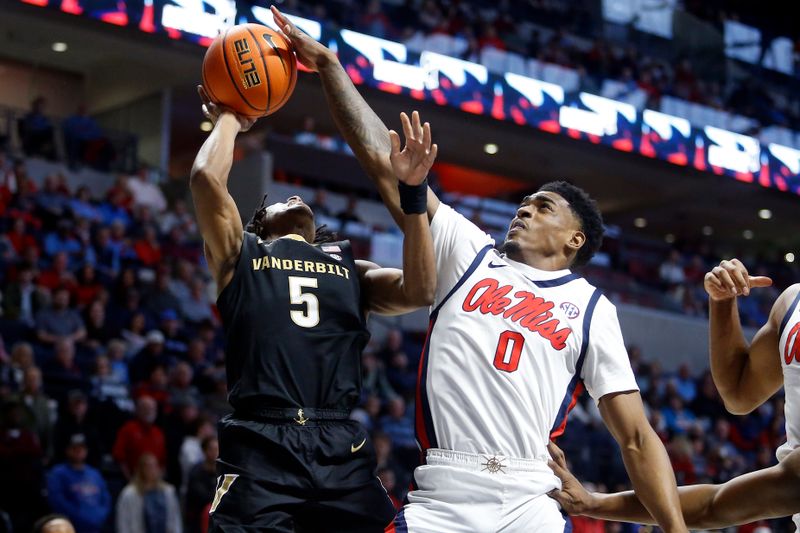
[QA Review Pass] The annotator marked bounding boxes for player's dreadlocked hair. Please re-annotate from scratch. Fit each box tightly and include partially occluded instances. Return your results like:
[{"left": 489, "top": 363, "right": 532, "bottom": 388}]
[
  {"left": 245, "top": 193, "right": 338, "bottom": 245},
  {"left": 538, "top": 181, "right": 603, "bottom": 268}
]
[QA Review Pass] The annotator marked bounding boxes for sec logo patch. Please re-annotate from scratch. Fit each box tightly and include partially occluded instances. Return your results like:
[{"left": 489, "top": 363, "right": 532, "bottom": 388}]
[{"left": 560, "top": 302, "right": 580, "bottom": 320}]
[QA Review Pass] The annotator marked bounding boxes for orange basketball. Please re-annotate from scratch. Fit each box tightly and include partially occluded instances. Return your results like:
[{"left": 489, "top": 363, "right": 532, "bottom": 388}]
[{"left": 202, "top": 23, "right": 297, "bottom": 118}]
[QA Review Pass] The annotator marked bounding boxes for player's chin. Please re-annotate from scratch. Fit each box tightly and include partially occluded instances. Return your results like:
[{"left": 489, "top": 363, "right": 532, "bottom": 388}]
[{"left": 499, "top": 238, "right": 520, "bottom": 255}]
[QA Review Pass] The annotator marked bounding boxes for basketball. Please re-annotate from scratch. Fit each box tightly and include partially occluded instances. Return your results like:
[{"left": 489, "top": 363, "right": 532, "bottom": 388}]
[{"left": 202, "top": 23, "right": 297, "bottom": 118}]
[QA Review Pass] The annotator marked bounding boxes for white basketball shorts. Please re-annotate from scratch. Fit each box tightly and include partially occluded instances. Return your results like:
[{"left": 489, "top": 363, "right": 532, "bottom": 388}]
[{"left": 386, "top": 448, "right": 567, "bottom": 533}]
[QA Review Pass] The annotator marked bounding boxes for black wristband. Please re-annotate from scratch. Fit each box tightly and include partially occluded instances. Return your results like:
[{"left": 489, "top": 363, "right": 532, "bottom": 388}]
[{"left": 398, "top": 179, "right": 428, "bottom": 215}]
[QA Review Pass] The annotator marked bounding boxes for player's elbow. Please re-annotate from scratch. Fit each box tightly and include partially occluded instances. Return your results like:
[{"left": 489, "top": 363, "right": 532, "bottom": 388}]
[
  {"left": 407, "top": 284, "right": 435, "bottom": 307},
  {"left": 720, "top": 395, "right": 758, "bottom": 416}
]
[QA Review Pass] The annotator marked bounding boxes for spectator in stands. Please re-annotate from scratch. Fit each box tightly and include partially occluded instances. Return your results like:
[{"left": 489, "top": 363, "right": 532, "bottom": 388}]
[
  {"left": 178, "top": 414, "right": 215, "bottom": 488},
  {"left": 2, "top": 341, "right": 34, "bottom": 391},
  {"left": 294, "top": 116, "right": 321, "bottom": 147},
  {"left": 184, "top": 436, "right": 218, "bottom": 533},
  {"left": 31, "top": 515, "right": 76, "bottom": 533},
  {"left": 158, "top": 198, "right": 196, "bottom": 236},
  {"left": 362, "top": 351, "right": 396, "bottom": 400},
  {"left": 116, "top": 452, "right": 182, "bottom": 533},
  {"left": 336, "top": 193, "right": 362, "bottom": 226},
  {"left": 98, "top": 188, "right": 133, "bottom": 229},
  {"left": 90, "top": 354, "right": 134, "bottom": 413},
  {"left": 46, "top": 433, "right": 111, "bottom": 533},
  {"left": 68, "top": 186, "right": 102, "bottom": 223},
  {"left": 659, "top": 249, "right": 686, "bottom": 286},
  {"left": 75, "top": 266, "right": 104, "bottom": 308},
  {"left": 53, "top": 389, "right": 102, "bottom": 466},
  {"left": 38, "top": 253, "right": 77, "bottom": 292},
  {"left": 671, "top": 363, "right": 698, "bottom": 403},
  {"left": 42, "top": 340, "right": 85, "bottom": 402},
  {"left": 113, "top": 395, "right": 166, "bottom": 478},
  {"left": 169, "top": 362, "right": 202, "bottom": 410},
  {"left": 145, "top": 268, "right": 181, "bottom": 318},
  {"left": 36, "top": 287, "right": 86, "bottom": 345},
  {"left": 134, "top": 225, "right": 162, "bottom": 267},
  {"left": 3, "top": 265, "right": 48, "bottom": 326},
  {"left": 359, "top": 0, "right": 392, "bottom": 38},
  {"left": 132, "top": 365, "right": 170, "bottom": 409},
  {"left": 13, "top": 365, "right": 53, "bottom": 452},
  {"left": 62, "top": 105, "right": 106, "bottom": 171},
  {"left": 121, "top": 311, "right": 149, "bottom": 357},
  {"left": 307, "top": 188, "right": 331, "bottom": 217},
  {"left": 6, "top": 218, "right": 38, "bottom": 257},
  {"left": 36, "top": 176, "right": 70, "bottom": 229},
  {"left": 159, "top": 309, "right": 188, "bottom": 358},
  {"left": 0, "top": 401, "right": 46, "bottom": 532},
  {"left": 93, "top": 226, "right": 121, "bottom": 278},
  {"left": 386, "top": 350, "right": 416, "bottom": 398},
  {"left": 180, "top": 278, "right": 215, "bottom": 324},
  {"left": 21, "top": 96, "right": 55, "bottom": 159},
  {"left": 127, "top": 168, "right": 167, "bottom": 214},
  {"left": 43, "top": 221, "right": 83, "bottom": 266},
  {"left": 351, "top": 393, "right": 381, "bottom": 432},
  {"left": 379, "top": 397, "right": 415, "bottom": 450}
]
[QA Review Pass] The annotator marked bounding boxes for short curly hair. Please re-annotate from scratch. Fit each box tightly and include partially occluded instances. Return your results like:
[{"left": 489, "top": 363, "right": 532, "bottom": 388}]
[
  {"left": 537, "top": 181, "right": 603, "bottom": 268},
  {"left": 245, "top": 193, "right": 337, "bottom": 245}
]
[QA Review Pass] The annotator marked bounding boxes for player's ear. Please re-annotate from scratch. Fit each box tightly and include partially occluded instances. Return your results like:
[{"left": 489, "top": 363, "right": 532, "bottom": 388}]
[{"left": 567, "top": 230, "right": 585, "bottom": 253}]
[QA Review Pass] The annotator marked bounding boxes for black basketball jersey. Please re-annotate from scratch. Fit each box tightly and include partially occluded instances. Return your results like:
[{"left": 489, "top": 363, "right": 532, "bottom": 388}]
[{"left": 217, "top": 232, "right": 370, "bottom": 412}]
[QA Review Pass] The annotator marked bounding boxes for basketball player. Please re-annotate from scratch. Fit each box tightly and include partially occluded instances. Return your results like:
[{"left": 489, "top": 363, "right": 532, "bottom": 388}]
[
  {"left": 272, "top": 7, "right": 687, "bottom": 532},
  {"left": 191, "top": 84, "right": 438, "bottom": 532},
  {"left": 549, "top": 259, "right": 800, "bottom": 529}
]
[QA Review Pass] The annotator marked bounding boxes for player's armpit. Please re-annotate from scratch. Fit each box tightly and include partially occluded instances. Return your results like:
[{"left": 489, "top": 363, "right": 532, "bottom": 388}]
[{"left": 357, "top": 260, "right": 433, "bottom": 316}]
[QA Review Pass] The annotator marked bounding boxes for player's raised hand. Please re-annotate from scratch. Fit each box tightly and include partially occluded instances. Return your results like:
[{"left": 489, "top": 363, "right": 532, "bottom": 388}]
[
  {"left": 547, "top": 441, "right": 595, "bottom": 515},
  {"left": 271, "top": 5, "right": 335, "bottom": 72},
  {"left": 389, "top": 111, "right": 439, "bottom": 186},
  {"left": 197, "top": 85, "right": 256, "bottom": 132},
  {"left": 704, "top": 258, "right": 772, "bottom": 301}
]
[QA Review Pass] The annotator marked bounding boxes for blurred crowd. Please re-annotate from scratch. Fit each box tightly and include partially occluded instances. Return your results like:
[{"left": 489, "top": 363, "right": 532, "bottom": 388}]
[{"left": 276, "top": 0, "right": 800, "bottom": 136}]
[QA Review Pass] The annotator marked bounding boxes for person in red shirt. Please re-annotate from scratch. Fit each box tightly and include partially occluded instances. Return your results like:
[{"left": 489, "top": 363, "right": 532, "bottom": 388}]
[
  {"left": 7, "top": 218, "right": 39, "bottom": 256},
  {"left": 133, "top": 225, "right": 161, "bottom": 267},
  {"left": 38, "top": 252, "right": 76, "bottom": 292},
  {"left": 112, "top": 395, "right": 165, "bottom": 478}
]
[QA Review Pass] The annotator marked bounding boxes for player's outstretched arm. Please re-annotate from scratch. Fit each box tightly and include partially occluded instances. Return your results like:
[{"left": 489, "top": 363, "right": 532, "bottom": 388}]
[
  {"left": 549, "top": 443, "right": 800, "bottom": 529},
  {"left": 190, "top": 86, "right": 256, "bottom": 293},
  {"left": 598, "top": 391, "right": 688, "bottom": 533},
  {"left": 357, "top": 111, "right": 438, "bottom": 315},
  {"left": 271, "top": 6, "right": 440, "bottom": 230},
  {"left": 705, "top": 259, "right": 785, "bottom": 414}
]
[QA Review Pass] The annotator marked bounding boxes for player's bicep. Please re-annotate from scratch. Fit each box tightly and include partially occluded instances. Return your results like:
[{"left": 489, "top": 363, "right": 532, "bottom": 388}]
[
  {"left": 191, "top": 173, "right": 243, "bottom": 269},
  {"left": 358, "top": 261, "right": 419, "bottom": 316}
]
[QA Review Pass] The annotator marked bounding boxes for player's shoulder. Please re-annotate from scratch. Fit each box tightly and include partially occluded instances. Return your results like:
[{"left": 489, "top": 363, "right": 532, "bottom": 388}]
[{"left": 771, "top": 283, "right": 800, "bottom": 327}]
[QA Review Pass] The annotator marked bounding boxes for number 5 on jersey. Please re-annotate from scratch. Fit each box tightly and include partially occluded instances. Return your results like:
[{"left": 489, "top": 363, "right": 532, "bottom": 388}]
[{"left": 288, "top": 276, "right": 319, "bottom": 328}]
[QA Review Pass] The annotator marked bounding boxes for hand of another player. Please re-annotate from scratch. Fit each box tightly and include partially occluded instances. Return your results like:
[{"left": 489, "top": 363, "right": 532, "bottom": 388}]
[
  {"left": 271, "top": 5, "right": 335, "bottom": 72},
  {"left": 704, "top": 258, "right": 772, "bottom": 301},
  {"left": 197, "top": 85, "right": 256, "bottom": 133},
  {"left": 547, "top": 441, "right": 595, "bottom": 515},
  {"left": 389, "top": 111, "right": 439, "bottom": 186}
]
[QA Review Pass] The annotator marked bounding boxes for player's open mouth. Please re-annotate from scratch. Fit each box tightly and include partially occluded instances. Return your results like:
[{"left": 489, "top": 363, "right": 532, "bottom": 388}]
[{"left": 510, "top": 220, "right": 525, "bottom": 231}]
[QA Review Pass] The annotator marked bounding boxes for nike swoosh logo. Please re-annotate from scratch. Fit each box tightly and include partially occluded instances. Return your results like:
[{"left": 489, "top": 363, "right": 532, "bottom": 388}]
[
  {"left": 488, "top": 262, "right": 507, "bottom": 269},
  {"left": 351, "top": 438, "right": 367, "bottom": 453}
]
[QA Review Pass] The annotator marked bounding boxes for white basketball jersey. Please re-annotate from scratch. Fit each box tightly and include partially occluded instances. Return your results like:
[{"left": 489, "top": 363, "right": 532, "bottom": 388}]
[
  {"left": 416, "top": 205, "right": 639, "bottom": 467},
  {"left": 776, "top": 286, "right": 800, "bottom": 463}
]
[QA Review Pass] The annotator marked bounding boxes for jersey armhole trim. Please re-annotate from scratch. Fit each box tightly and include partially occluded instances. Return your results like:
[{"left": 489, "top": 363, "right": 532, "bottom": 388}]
[
  {"left": 779, "top": 290, "right": 800, "bottom": 337},
  {"left": 215, "top": 231, "right": 250, "bottom": 307},
  {"left": 431, "top": 244, "right": 494, "bottom": 315}
]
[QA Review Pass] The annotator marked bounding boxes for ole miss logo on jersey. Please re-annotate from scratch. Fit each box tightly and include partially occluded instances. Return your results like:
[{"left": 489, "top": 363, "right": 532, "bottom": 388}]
[
  {"left": 785, "top": 322, "right": 800, "bottom": 365},
  {"left": 461, "top": 278, "right": 572, "bottom": 350}
]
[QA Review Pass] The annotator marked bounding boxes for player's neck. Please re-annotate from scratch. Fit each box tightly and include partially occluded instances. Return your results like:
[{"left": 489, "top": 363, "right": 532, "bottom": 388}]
[
  {"left": 504, "top": 249, "right": 570, "bottom": 272},
  {"left": 267, "top": 228, "right": 314, "bottom": 243}
]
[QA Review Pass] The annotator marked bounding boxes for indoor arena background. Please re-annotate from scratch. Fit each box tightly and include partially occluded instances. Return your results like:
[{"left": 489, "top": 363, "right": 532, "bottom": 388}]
[{"left": 0, "top": 0, "right": 798, "bottom": 531}]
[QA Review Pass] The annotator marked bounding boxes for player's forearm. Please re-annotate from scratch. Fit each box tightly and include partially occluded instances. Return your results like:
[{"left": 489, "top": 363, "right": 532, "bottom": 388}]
[
  {"left": 583, "top": 485, "right": 717, "bottom": 528},
  {"left": 709, "top": 298, "right": 751, "bottom": 412},
  {"left": 190, "top": 113, "right": 240, "bottom": 191},
  {"left": 399, "top": 213, "right": 436, "bottom": 307},
  {"left": 620, "top": 428, "right": 688, "bottom": 533},
  {"left": 316, "top": 57, "right": 405, "bottom": 225}
]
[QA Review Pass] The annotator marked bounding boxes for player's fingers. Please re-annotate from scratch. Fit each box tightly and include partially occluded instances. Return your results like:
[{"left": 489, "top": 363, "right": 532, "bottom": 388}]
[
  {"left": 411, "top": 110, "right": 422, "bottom": 138},
  {"left": 270, "top": 4, "right": 287, "bottom": 25},
  {"left": 750, "top": 276, "right": 773, "bottom": 288},
  {"left": 723, "top": 261, "right": 750, "bottom": 295},
  {"left": 198, "top": 85, "right": 211, "bottom": 105},
  {"left": 400, "top": 112, "right": 414, "bottom": 142},
  {"left": 427, "top": 143, "right": 438, "bottom": 166},
  {"left": 388, "top": 130, "right": 401, "bottom": 156},
  {"left": 422, "top": 121, "right": 432, "bottom": 150},
  {"left": 547, "top": 441, "right": 567, "bottom": 468},
  {"left": 704, "top": 272, "right": 723, "bottom": 290},
  {"left": 712, "top": 267, "right": 737, "bottom": 295}
]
